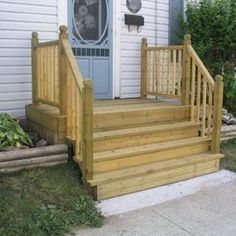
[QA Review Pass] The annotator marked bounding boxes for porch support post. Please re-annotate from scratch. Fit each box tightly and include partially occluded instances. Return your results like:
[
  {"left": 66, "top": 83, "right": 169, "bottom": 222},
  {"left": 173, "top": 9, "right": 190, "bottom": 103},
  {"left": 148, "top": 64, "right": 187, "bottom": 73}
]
[
  {"left": 59, "top": 25, "right": 68, "bottom": 116},
  {"left": 82, "top": 80, "right": 94, "bottom": 181},
  {"left": 141, "top": 38, "right": 148, "bottom": 99},
  {"left": 31, "top": 32, "right": 39, "bottom": 104},
  {"left": 182, "top": 34, "right": 191, "bottom": 105},
  {"left": 211, "top": 75, "right": 224, "bottom": 154}
]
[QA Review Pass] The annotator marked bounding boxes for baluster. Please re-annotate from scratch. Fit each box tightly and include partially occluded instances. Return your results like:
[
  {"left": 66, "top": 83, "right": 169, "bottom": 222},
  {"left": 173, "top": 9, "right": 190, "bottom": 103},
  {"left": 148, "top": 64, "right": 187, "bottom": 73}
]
[
  {"left": 167, "top": 49, "right": 171, "bottom": 94},
  {"left": 147, "top": 50, "right": 150, "bottom": 94},
  {"left": 191, "top": 59, "right": 196, "bottom": 121},
  {"left": 37, "top": 48, "right": 41, "bottom": 99},
  {"left": 153, "top": 50, "right": 157, "bottom": 94},
  {"left": 71, "top": 79, "right": 76, "bottom": 140},
  {"left": 177, "top": 49, "right": 182, "bottom": 95},
  {"left": 202, "top": 78, "right": 207, "bottom": 136},
  {"left": 172, "top": 49, "right": 177, "bottom": 95},
  {"left": 161, "top": 50, "right": 165, "bottom": 93},
  {"left": 208, "top": 87, "right": 213, "bottom": 136},
  {"left": 196, "top": 69, "right": 201, "bottom": 123},
  {"left": 156, "top": 50, "right": 160, "bottom": 95},
  {"left": 66, "top": 63, "right": 72, "bottom": 138}
]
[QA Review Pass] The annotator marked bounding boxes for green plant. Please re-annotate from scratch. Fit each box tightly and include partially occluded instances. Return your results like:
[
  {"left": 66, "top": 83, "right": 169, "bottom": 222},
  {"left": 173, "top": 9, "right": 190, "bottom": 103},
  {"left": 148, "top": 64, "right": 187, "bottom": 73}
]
[
  {"left": 0, "top": 113, "right": 32, "bottom": 149},
  {"left": 0, "top": 163, "right": 103, "bottom": 236},
  {"left": 180, "top": 0, "right": 236, "bottom": 114}
]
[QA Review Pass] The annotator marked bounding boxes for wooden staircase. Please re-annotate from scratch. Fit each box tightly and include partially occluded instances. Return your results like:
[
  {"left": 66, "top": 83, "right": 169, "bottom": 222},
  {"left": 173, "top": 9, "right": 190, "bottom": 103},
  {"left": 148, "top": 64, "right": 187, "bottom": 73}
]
[
  {"left": 77, "top": 99, "right": 223, "bottom": 200},
  {"left": 27, "top": 26, "right": 224, "bottom": 200}
]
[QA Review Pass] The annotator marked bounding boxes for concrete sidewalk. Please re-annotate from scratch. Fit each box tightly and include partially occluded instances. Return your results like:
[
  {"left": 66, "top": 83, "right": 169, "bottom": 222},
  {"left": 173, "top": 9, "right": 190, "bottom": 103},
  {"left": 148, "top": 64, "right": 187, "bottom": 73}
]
[{"left": 71, "top": 171, "right": 236, "bottom": 236}]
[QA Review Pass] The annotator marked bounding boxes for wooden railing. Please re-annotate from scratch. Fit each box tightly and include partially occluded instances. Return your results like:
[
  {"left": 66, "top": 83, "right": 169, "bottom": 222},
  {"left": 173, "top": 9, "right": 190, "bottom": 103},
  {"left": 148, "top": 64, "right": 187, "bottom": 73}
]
[
  {"left": 141, "top": 38, "right": 183, "bottom": 98},
  {"left": 184, "top": 34, "right": 224, "bottom": 154},
  {"left": 31, "top": 26, "right": 93, "bottom": 180},
  {"left": 141, "top": 34, "right": 224, "bottom": 154}
]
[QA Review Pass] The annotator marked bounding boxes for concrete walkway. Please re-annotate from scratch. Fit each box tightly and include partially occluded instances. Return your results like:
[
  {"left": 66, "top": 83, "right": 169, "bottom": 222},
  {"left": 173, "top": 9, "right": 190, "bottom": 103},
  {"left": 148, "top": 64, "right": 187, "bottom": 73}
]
[{"left": 71, "top": 170, "right": 236, "bottom": 236}]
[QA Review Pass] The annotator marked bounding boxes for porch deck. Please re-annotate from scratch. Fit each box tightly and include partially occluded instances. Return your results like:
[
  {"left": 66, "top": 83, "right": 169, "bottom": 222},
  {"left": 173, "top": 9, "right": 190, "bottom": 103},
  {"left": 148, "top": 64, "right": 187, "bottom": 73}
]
[{"left": 26, "top": 27, "right": 224, "bottom": 200}]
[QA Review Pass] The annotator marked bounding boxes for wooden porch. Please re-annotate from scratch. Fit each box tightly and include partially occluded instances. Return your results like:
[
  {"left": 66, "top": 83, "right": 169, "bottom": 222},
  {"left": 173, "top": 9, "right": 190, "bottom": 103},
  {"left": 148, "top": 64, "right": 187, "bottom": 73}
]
[{"left": 26, "top": 26, "right": 224, "bottom": 200}]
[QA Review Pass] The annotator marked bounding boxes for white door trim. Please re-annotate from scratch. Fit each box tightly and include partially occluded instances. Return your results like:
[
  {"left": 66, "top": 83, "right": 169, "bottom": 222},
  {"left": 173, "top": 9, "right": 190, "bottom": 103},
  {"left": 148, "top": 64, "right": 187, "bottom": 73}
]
[
  {"left": 112, "top": 0, "right": 121, "bottom": 98},
  {"left": 58, "top": 0, "right": 68, "bottom": 29}
]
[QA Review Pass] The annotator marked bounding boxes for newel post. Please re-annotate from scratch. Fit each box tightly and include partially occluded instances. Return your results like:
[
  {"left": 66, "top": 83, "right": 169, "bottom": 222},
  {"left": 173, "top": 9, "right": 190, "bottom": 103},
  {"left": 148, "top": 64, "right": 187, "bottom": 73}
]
[
  {"left": 211, "top": 75, "right": 224, "bottom": 154},
  {"left": 182, "top": 34, "right": 192, "bottom": 105},
  {"left": 82, "top": 80, "right": 94, "bottom": 181},
  {"left": 31, "top": 32, "right": 39, "bottom": 104},
  {"left": 141, "top": 38, "right": 148, "bottom": 98},
  {"left": 59, "top": 25, "right": 68, "bottom": 116}
]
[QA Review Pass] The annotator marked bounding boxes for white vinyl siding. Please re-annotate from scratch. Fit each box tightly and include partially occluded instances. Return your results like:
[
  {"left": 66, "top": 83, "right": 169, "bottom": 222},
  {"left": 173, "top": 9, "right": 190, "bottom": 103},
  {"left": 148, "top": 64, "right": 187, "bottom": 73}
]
[
  {"left": 0, "top": 0, "right": 58, "bottom": 117},
  {"left": 120, "top": 0, "right": 169, "bottom": 98}
]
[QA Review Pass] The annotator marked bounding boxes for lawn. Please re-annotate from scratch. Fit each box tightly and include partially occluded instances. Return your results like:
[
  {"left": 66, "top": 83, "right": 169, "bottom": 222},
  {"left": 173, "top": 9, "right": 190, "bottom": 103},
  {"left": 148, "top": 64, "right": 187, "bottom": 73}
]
[
  {"left": 0, "top": 162, "right": 102, "bottom": 236},
  {"left": 221, "top": 139, "right": 236, "bottom": 172}
]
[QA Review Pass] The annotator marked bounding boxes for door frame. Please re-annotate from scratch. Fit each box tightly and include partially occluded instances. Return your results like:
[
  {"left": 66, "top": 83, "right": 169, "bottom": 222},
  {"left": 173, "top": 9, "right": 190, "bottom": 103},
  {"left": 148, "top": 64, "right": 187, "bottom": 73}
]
[{"left": 61, "top": 0, "right": 121, "bottom": 99}]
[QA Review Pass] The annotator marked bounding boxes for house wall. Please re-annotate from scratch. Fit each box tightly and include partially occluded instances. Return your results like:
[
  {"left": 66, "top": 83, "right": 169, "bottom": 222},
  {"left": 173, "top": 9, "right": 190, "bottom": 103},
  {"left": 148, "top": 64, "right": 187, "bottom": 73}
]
[
  {"left": 0, "top": 0, "right": 170, "bottom": 116},
  {"left": 0, "top": 0, "right": 59, "bottom": 117},
  {"left": 119, "top": 0, "right": 169, "bottom": 98}
]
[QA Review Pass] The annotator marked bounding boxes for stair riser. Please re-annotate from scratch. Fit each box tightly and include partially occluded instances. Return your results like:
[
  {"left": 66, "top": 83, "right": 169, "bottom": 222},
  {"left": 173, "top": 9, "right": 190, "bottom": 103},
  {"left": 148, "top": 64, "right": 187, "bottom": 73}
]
[
  {"left": 95, "top": 160, "right": 219, "bottom": 200},
  {"left": 94, "top": 107, "right": 190, "bottom": 129},
  {"left": 94, "top": 142, "right": 209, "bottom": 173},
  {"left": 94, "top": 126, "right": 198, "bottom": 152}
]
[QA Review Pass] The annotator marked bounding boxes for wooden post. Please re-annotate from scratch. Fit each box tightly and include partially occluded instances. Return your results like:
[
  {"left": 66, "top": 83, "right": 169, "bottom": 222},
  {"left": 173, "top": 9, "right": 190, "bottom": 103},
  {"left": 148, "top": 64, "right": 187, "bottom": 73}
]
[
  {"left": 82, "top": 80, "right": 94, "bottom": 181},
  {"left": 211, "top": 75, "right": 224, "bottom": 154},
  {"left": 59, "top": 25, "right": 68, "bottom": 115},
  {"left": 182, "top": 34, "right": 191, "bottom": 105},
  {"left": 31, "top": 32, "right": 39, "bottom": 104},
  {"left": 141, "top": 38, "right": 148, "bottom": 98}
]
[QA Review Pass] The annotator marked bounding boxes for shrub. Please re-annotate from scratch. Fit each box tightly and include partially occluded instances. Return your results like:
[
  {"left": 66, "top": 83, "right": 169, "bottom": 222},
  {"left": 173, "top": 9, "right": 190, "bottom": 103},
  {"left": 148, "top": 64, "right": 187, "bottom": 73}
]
[
  {"left": 180, "top": 0, "right": 236, "bottom": 114},
  {"left": 0, "top": 113, "right": 32, "bottom": 149}
]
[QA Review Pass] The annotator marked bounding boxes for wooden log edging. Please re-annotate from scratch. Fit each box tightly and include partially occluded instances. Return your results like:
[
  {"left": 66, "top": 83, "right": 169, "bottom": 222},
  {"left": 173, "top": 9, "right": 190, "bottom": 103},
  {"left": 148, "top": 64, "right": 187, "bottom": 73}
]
[
  {"left": 0, "top": 144, "right": 68, "bottom": 173},
  {"left": 221, "top": 125, "right": 236, "bottom": 142}
]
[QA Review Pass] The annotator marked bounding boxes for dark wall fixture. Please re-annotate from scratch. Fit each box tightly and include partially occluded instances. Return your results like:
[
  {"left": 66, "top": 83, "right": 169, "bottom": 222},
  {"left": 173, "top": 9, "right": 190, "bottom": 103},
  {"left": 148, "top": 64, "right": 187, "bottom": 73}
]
[
  {"left": 125, "top": 14, "right": 144, "bottom": 33},
  {"left": 126, "top": 0, "right": 142, "bottom": 14}
]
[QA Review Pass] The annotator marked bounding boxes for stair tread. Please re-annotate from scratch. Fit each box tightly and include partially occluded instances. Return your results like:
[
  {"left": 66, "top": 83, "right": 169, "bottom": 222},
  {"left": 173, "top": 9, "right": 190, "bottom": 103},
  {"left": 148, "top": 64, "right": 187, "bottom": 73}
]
[
  {"left": 89, "top": 153, "right": 224, "bottom": 186},
  {"left": 94, "top": 136, "right": 211, "bottom": 162},
  {"left": 94, "top": 121, "right": 198, "bottom": 140},
  {"left": 94, "top": 104, "right": 189, "bottom": 114}
]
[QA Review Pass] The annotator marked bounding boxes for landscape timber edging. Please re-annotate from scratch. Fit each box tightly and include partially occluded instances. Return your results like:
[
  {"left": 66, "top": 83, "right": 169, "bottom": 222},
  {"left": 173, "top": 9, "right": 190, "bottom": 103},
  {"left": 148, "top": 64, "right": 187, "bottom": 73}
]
[{"left": 0, "top": 144, "right": 68, "bottom": 173}]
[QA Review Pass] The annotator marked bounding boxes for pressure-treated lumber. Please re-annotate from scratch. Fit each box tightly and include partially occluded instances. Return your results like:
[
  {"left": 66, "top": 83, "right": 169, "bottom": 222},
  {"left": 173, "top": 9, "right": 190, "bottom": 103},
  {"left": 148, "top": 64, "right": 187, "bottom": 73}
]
[
  {"left": 95, "top": 159, "right": 220, "bottom": 200},
  {"left": 212, "top": 75, "right": 224, "bottom": 153},
  {"left": 141, "top": 38, "right": 148, "bottom": 98},
  {"left": 89, "top": 153, "right": 223, "bottom": 186},
  {"left": 94, "top": 121, "right": 198, "bottom": 152}
]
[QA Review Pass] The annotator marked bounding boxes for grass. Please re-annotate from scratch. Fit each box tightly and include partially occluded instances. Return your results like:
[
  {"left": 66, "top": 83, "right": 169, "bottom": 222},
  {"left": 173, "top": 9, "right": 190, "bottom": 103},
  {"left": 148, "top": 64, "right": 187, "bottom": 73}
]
[
  {"left": 0, "top": 162, "right": 103, "bottom": 236},
  {"left": 221, "top": 138, "right": 236, "bottom": 172}
]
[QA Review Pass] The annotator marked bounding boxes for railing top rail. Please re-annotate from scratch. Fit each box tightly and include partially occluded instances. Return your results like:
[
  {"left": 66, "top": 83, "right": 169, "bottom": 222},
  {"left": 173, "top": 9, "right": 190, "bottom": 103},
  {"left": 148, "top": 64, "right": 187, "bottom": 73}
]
[
  {"left": 61, "top": 39, "right": 89, "bottom": 92},
  {"left": 187, "top": 45, "right": 215, "bottom": 89},
  {"left": 146, "top": 45, "right": 183, "bottom": 51},
  {"left": 37, "top": 40, "right": 59, "bottom": 48}
]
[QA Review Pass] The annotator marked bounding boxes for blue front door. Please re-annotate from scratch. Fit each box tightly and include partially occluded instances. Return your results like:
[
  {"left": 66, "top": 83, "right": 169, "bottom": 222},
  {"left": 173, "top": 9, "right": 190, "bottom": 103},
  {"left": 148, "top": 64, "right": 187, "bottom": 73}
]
[{"left": 68, "top": 0, "right": 112, "bottom": 99}]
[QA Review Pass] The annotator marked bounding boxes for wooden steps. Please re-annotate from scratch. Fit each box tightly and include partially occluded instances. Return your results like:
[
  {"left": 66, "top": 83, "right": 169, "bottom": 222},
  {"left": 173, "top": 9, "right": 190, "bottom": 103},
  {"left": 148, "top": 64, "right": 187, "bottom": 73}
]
[
  {"left": 89, "top": 153, "right": 223, "bottom": 199},
  {"left": 94, "top": 104, "right": 190, "bottom": 130},
  {"left": 93, "top": 137, "right": 211, "bottom": 173},
  {"left": 75, "top": 99, "right": 224, "bottom": 200},
  {"left": 94, "top": 121, "right": 199, "bottom": 152}
]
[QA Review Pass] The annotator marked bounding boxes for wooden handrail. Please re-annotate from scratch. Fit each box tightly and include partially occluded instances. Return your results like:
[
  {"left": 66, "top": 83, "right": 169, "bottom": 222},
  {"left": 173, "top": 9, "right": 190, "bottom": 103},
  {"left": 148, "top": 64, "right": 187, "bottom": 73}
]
[
  {"left": 31, "top": 25, "right": 94, "bottom": 181},
  {"left": 187, "top": 45, "right": 215, "bottom": 89},
  {"left": 61, "top": 39, "right": 84, "bottom": 92},
  {"left": 37, "top": 40, "right": 59, "bottom": 47},
  {"left": 146, "top": 45, "right": 183, "bottom": 51}
]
